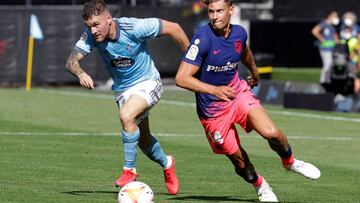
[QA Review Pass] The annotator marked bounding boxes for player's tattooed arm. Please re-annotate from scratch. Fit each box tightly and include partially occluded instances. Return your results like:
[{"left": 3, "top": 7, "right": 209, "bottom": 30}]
[
  {"left": 66, "top": 50, "right": 85, "bottom": 77},
  {"left": 66, "top": 50, "right": 94, "bottom": 89}
]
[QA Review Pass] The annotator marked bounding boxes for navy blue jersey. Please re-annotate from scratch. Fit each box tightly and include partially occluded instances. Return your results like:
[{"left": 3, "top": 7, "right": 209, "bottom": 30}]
[{"left": 182, "top": 24, "right": 249, "bottom": 118}]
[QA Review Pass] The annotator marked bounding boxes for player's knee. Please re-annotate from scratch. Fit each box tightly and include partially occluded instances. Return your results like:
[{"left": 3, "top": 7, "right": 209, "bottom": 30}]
[
  {"left": 119, "top": 110, "right": 136, "bottom": 127},
  {"left": 262, "top": 127, "right": 281, "bottom": 141}
]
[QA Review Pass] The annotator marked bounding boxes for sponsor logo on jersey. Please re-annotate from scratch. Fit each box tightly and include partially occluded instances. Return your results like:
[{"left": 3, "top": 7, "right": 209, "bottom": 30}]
[
  {"left": 110, "top": 57, "right": 135, "bottom": 68},
  {"left": 206, "top": 61, "right": 238, "bottom": 72},
  {"left": 213, "top": 49, "right": 221, "bottom": 55}
]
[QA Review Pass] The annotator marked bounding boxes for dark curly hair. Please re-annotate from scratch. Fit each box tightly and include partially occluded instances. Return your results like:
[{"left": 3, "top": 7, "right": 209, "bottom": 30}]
[{"left": 82, "top": 0, "right": 109, "bottom": 20}]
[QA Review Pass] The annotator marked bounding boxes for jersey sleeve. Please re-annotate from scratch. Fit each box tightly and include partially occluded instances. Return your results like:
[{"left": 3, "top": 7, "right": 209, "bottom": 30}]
[
  {"left": 241, "top": 26, "right": 248, "bottom": 50},
  {"left": 182, "top": 33, "right": 210, "bottom": 67},
  {"left": 74, "top": 29, "right": 95, "bottom": 55},
  {"left": 133, "top": 18, "right": 162, "bottom": 41},
  {"left": 241, "top": 28, "right": 248, "bottom": 45}
]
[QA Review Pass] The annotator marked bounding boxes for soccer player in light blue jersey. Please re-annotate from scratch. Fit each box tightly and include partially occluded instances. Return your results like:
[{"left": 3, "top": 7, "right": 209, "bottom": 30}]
[
  {"left": 176, "top": 0, "right": 320, "bottom": 202},
  {"left": 65, "top": 0, "right": 189, "bottom": 195}
]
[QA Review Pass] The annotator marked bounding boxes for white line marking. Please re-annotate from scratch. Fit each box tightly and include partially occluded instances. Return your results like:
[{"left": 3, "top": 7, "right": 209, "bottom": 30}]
[
  {"left": 36, "top": 88, "right": 360, "bottom": 123},
  {"left": 268, "top": 110, "right": 360, "bottom": 123},
  {"left": 0, "top": 131, "right": 359, "bottom": 141},
  {"left": 0, "top": 131, "right": 117, "bottom": 136},
  {"left": 36, "top": 89, "right": 112, "bottom": 99}
]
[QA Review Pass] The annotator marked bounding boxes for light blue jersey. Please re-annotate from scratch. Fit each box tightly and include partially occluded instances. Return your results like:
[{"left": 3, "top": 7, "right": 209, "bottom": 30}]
[{"left": 74, "top": 17, "right": 162, "bottom": 93}]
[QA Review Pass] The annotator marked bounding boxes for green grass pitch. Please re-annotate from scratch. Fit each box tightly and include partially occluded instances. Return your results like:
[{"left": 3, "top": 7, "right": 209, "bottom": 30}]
[{"left": 0, "top": 87, "right": 359, "bottom": 202}]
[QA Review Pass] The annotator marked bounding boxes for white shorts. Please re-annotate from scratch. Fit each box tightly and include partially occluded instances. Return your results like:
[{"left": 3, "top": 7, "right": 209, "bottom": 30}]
[{"left": 114, "top": 79, "right": 163, "bottom": 123}]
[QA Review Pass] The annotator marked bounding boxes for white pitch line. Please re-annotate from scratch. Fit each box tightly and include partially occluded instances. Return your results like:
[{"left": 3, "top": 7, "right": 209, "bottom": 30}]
[
  {"left": 36, "top": 88, "right": 360, "bottom": 123},
  {"left": 268, "top": 110, "right": 360, "bottom": 123},
  {"left": 0, "top": 131, "right": 118, "bottom": 136},
  {"left": 0, "top": 131, "right": 359, "bottom": 141},
  {"left": 36, "top": 88, "right": 112, "bottom": 99}
]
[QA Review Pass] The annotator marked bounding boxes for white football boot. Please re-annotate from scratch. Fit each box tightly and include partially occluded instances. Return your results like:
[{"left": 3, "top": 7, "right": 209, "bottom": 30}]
[
  {"left": 285, "top": 159, "right": 321, "bottom": 180},
  {"left": 254, "top": 179, "right": 278, "bottom": 202}
]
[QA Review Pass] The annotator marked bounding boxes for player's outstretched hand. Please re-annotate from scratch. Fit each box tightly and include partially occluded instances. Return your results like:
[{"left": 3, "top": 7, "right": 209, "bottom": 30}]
[
  {"left": 79, "top": 72, "right": 94, "bottom": 89},
  {"left": 213, "top": 86, "right": 235, "bottom": 101}
]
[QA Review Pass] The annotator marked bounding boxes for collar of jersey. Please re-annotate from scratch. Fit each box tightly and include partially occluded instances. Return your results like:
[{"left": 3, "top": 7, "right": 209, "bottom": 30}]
[{"left": 108, "top": 20, "right": 120, "bottom": 42}]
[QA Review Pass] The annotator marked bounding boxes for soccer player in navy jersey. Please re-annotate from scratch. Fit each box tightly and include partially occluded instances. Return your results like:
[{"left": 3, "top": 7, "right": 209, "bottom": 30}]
[
  {"left": 175, "top": 0, "right": 320, "bottom": 201},
  {"left": 66, "top": 0, "right": 189, "bottom": 195}
]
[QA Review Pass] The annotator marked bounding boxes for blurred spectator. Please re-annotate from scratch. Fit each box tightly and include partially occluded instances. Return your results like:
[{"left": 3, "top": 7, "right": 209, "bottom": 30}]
[
  {"left": 191, "top": 0, "right": 208, "bottom": 32},
  {"left": 312, "top": 11, "right": 340, "bottom": 90},
  {"left": 339, "top": 12, "right": 360, "bottom": 41},
  {"left": 331, "top": 12, "right": 360, "bottom": 112},
  {"left": 0, "top": 40, "right": 6, "bottom": 66},
  {"left": 339, "top": 12, "right": 360, "bottom": 94},
  {"left": 348, "top": 37, "right": 360, "bottom": 93},
  {"left": 192, "top": 0, "right": 205, "bottom": 14}
]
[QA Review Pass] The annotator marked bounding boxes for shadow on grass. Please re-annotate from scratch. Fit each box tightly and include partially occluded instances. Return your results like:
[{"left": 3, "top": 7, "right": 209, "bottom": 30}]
[
  {"left": 62, "top": 190, "right": 118, "bottom": 196},
  {"left": 166, "top": 194, "right": 304, "bottom": 203},
  {"left": 167, "top": 194, "right": 258, "bottom": 202},
  {"left": 63, "top": 191, "right": 304, "bottom": 203}
]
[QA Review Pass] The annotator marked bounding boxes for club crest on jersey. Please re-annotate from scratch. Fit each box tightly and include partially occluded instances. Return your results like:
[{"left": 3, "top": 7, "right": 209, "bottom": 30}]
[
  {"left": 234, "top": 40, "right": 242, "bottom": 53},
  {"left": 126, "top": 44, "right": 134, "bottom": 54}
]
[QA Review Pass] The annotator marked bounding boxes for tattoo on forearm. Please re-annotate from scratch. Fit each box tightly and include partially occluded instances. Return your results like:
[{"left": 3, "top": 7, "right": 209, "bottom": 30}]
[{"left": 66, "top": 51, "right": 85, "bottom": 77}]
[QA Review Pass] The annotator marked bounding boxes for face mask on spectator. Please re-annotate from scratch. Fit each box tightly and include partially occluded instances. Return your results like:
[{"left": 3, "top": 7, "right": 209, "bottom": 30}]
[
  {"left": 332, "top": 17, "right": 340, "bottom": 25},
  {"left": 344, "top": 18, "right": 354, "bottom": 26},
  {"left": 341, "top": 30, "right": 352, "bottom": 40}
]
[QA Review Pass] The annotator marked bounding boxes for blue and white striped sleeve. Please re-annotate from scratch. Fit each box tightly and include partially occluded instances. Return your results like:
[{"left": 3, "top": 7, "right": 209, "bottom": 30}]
[{"left": 133, "top": 18, "right": 162, "bottom": 42}]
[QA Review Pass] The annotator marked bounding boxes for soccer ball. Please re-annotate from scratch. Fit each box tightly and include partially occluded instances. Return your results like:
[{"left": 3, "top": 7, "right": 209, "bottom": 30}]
[{"left": 118, "top": 181, "right": 154, "bottom": 203}]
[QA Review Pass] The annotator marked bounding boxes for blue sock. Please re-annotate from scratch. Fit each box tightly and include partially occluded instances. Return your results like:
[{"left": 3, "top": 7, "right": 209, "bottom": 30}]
[
  {"left": 140, "top": 135, "right": 168, "bottom": 168},
  {"left": 278, "top": 146, "right": 292, "bottom": 159},
  {"left": 122, "top": 128, "right": 140, "bottom": 168}
]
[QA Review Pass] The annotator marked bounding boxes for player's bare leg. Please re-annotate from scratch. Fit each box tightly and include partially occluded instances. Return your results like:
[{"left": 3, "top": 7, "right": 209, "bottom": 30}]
[
  {"left": 115, "top": 95, "right": 148, "bottom": 187},
  {"left": 227, "top": 146, "right": 278, "bottom": 202},
  {"left": 119, "top": 95, "right": 148, "bottom": 132},
  {"left": 247, "top": 107, "right": 321, "bottom": 180}
]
